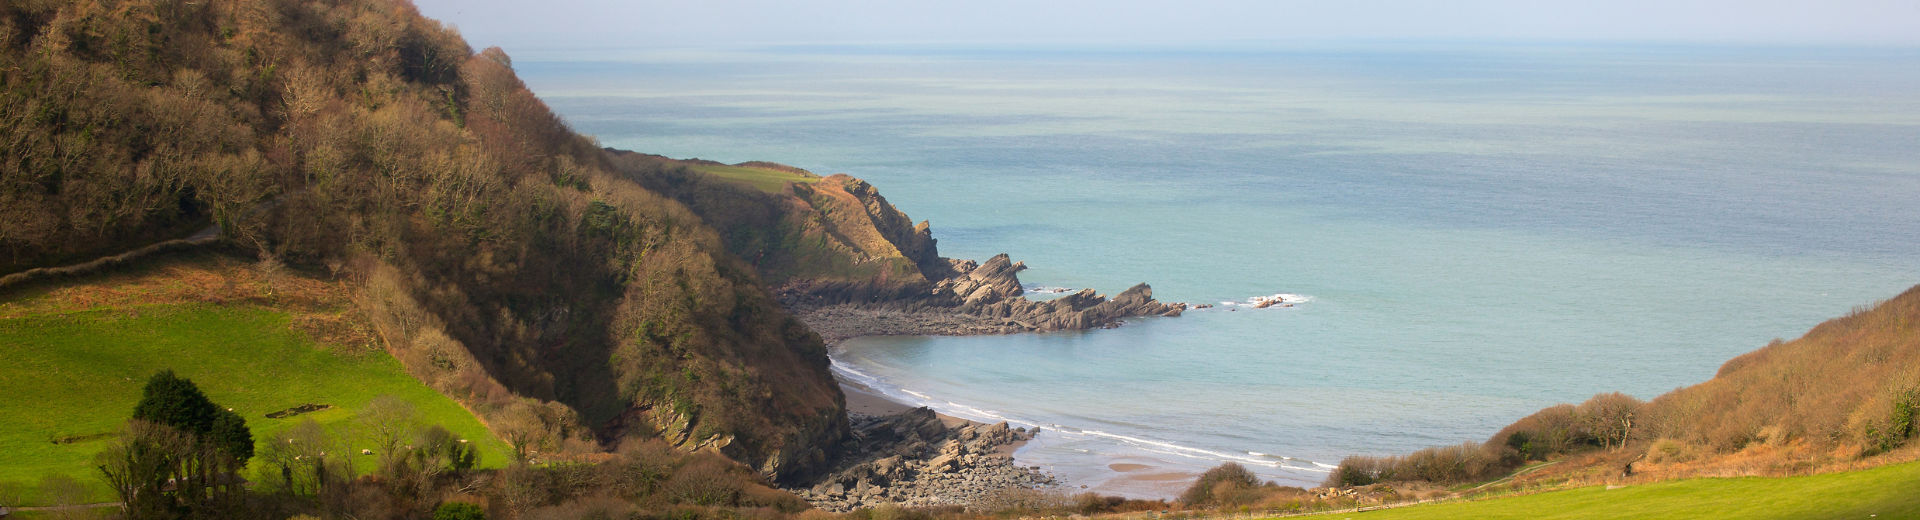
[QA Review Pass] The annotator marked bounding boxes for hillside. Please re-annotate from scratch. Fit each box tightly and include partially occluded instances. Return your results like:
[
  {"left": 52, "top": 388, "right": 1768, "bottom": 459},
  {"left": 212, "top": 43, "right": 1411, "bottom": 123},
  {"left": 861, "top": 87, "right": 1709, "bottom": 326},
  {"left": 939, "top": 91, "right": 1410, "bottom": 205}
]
[
  {"left": 0, "top": 252, "right": 511, "bottom": 504},
  {"left": 0, "top": 0, "right": 843, "bottom": 481},
  {"left": 1324, "top": 283, "right": 1920, "bottom": 495}
]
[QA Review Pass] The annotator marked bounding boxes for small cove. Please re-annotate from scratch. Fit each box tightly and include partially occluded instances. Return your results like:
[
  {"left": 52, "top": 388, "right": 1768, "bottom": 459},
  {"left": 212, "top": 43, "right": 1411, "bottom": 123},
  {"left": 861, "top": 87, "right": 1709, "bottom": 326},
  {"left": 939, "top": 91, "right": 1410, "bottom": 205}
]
[{"left": 525, "top": 44, "right": 1920, "bottom": 495}]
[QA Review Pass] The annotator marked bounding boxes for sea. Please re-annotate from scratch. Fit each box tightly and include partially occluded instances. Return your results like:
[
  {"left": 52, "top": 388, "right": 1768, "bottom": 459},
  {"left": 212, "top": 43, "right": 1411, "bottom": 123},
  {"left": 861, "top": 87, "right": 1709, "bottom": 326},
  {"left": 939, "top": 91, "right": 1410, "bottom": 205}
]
[{"left": 515, "top": 43, "right": 1920, "bottom": 496}]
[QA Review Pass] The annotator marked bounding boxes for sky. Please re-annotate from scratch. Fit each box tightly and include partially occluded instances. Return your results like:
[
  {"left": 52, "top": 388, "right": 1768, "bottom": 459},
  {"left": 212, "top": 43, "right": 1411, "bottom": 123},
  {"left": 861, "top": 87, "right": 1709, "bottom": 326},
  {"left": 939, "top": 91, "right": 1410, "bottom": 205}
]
[{"left": 412, "top": 0, "right": 1920, "bottom": 52}]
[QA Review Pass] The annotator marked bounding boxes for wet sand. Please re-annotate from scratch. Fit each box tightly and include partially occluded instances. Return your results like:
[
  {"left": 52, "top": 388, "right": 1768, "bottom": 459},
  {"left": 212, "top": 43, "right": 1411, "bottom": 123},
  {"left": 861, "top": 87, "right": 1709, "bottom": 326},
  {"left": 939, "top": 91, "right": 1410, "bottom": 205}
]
[
  {"left": 841, "top": 379, "right": 917, "bottom": 415},
  {"left": 1090, "top": 460, "right": 1198, "bottom": 498}
]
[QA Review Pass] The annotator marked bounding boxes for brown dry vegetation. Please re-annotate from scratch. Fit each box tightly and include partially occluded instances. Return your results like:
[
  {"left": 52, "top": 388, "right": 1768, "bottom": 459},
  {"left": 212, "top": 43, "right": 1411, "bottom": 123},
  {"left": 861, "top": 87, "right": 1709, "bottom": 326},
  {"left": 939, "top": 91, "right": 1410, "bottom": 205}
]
[
  {"left": 0, "top": 0, "right": 844, "bottom": 482},
  {"left": 608, "top": 153, "right": 945, "bottom": 290},
  {"left": 1328, "top": 283, "right": 1920, "bottom": 492}
]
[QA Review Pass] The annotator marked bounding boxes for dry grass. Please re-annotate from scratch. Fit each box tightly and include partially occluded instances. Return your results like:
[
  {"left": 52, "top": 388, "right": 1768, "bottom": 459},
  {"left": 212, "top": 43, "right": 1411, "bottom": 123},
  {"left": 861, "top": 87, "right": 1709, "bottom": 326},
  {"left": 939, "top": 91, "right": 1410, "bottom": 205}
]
[
  {"left": 0, "top": 251, "right": 375, "bottom": 350},
  {"left": 1326, "top": 284, "right": 1920, "bottom": 496}
]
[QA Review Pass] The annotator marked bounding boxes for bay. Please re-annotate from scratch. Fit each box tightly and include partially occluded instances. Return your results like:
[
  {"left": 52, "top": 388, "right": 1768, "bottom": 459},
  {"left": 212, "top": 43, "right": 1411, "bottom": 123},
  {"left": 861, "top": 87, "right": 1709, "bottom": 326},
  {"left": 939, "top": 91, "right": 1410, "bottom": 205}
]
[{"left": 519, "top": 44, "right": 1920, "bottom": 495}]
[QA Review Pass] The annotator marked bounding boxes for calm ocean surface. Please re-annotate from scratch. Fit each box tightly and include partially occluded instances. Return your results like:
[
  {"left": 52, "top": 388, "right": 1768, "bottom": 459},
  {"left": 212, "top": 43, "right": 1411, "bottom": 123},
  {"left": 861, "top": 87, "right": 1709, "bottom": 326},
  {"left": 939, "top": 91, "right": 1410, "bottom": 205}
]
[{"left": 518, "top": 44, "right": 1920, "bottom": 495}]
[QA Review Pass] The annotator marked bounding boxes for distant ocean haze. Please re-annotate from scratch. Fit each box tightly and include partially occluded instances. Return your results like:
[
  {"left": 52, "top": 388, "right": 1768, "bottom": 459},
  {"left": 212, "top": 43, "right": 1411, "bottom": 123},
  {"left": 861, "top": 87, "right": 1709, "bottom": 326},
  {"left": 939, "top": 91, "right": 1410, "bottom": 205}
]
[{"left": 521, "top": 44, "right": 1920, "bottom": 495}]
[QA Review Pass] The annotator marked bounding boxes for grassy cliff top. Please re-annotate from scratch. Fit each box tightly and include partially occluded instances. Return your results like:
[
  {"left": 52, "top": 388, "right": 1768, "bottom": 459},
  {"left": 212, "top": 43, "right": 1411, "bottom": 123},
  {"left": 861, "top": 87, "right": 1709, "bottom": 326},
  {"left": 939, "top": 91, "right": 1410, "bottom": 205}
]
[{"left": 687, "top": 164, "right": 822, "bottom": 193}]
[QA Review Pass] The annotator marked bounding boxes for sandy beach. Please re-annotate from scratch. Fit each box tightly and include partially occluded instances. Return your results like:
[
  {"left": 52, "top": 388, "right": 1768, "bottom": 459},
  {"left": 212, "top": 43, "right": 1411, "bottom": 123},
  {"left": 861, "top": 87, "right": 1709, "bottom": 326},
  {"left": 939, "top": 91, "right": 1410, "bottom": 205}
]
[
  {"left": 840, "top": 379, "right": 915, "bottom": 415},
  {"left": 838, "top": 376, "right": 977, "bottom": 428}
]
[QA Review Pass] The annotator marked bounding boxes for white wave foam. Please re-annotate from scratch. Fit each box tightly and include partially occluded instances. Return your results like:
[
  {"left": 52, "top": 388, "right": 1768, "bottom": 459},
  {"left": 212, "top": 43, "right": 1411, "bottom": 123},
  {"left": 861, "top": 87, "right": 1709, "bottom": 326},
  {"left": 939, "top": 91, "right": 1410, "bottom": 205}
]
[
  {"left": 1079, "top": 430, "right": 1299, "bottom": 469},
  {"left": 1312, "top": 461, "right": 1340, "bottom": 469},
  {"left": 1239, "top": 293, "right": 1312, "bottom": 308},
  {"left": 832, "top": 355, "right": 1332, "bottom": 480}
]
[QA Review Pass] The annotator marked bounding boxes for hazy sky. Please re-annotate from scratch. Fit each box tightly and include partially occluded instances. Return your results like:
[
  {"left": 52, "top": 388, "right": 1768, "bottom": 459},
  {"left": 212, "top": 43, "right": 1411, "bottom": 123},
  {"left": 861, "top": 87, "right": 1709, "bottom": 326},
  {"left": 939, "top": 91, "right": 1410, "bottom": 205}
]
[{"left": 412, "top": 0, "right": 1920, "bottom": 52}]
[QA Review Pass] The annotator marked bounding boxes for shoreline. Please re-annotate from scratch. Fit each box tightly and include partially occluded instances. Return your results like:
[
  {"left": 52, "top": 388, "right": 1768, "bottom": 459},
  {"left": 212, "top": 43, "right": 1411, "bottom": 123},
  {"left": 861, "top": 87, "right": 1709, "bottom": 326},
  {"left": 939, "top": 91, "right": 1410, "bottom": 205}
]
[
  {"left": 793, "top": 356, "right": 1053, "bottom": 511},
  {"left": 821, "top": 336, "right": 1204, "bottom": 504}
]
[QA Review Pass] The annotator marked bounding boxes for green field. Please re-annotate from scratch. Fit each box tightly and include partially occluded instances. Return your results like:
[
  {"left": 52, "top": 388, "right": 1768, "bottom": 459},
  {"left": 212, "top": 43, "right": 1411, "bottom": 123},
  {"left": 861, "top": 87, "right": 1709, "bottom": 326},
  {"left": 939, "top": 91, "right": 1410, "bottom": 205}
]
[
  {"left": 689, "top": 164, "right": 821, "bottom": 192},
  {"left": 0, "top": 304, "right": 510, "bottom": 505},
  {"left": 1336, "top": 460, "right": 1920, "bottom": 519}
]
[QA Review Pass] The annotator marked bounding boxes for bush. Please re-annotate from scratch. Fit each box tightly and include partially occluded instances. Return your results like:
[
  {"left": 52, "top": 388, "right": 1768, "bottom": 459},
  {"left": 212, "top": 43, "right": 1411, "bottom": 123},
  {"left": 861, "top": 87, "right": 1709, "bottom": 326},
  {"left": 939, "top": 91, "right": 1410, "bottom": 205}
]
[
  {"left": 434, "top": 501, "right": 486, "bottom": 520},
  {"left": 968, "top": 487, "right": 1075, "bottom": 514},
  {"left": 1326, "top": 455, "right": 1389, "bottom": 487},
  {"left": 1324, "top": 443, "right": 1504, "bottom": 487},
  {"left": 1644, "top": 438, "right": 1695, "bottom": 464},
  {"left": 663, "top": 455, "right": 746, "bottom": 506},
  {"left": 1179, "top": 462, "right": 1262, "bottom": 505}
]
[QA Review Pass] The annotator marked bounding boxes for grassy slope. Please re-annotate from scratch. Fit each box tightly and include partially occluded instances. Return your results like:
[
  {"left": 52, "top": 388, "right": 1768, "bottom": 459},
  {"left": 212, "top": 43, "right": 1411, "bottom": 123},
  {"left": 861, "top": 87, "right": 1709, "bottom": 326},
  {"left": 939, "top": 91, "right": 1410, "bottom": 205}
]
[
  {"left": 0, "top": 260, "right": 510, "bottom": 505},
  {"left": 1344, "top": 460, "right": 1920, "bottom": 519},
  {"left": 689, "top": 164, "right": 821, "bottom": 193}
]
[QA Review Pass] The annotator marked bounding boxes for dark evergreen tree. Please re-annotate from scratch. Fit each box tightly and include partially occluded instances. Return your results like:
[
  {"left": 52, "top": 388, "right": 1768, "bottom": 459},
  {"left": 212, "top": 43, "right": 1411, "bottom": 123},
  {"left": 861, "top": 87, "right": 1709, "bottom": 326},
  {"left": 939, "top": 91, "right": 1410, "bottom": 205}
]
[
  {"left": 210, "top": 409, "right": 255, "bottom": 461},
  {"left": 131, "top": 369, "right": 253, "bottom": 462},
  {"left": 132, "top": 369, "right": 221, "bottom": 436}
]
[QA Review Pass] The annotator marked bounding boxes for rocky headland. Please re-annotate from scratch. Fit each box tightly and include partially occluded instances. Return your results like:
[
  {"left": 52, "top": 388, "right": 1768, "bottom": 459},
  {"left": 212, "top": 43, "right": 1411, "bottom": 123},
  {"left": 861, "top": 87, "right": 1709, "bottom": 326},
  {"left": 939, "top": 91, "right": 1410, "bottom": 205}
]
[
  {"left": 781, "top": 253, "right": 1188, "bottom": 344},
  {"left": 613, "top": 154, "right": 1189, "bottom": 503}
]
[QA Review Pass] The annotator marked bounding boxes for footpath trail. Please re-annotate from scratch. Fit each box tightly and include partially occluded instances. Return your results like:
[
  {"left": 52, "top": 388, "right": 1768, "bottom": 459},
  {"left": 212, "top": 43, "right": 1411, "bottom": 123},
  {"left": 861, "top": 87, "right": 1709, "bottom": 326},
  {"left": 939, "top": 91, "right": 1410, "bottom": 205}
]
[
  {"left": 6, "top": 502, "right": 123, "bottom": 513},
  {"left": 0, "top": 196, "right": 285, "bottom": 291}
]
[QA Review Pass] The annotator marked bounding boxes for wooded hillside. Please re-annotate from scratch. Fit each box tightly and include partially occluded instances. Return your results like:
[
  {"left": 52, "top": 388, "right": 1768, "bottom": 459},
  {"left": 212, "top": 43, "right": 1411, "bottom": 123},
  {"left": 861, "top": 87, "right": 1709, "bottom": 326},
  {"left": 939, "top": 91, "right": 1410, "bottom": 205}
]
[{"left": 0, "top": 0, "right": 845, "bottom": 481}]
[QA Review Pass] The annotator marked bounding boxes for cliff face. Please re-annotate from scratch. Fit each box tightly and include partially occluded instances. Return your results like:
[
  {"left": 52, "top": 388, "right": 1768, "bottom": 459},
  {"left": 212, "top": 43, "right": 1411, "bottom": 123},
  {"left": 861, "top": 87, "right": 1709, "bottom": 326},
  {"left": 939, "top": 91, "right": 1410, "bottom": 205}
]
[
  {"left": 611, "top": 156, "right": 1186, "bottom": 340},
  {"left": 0, "top": 0, "right": 843, "bottom": 482}
]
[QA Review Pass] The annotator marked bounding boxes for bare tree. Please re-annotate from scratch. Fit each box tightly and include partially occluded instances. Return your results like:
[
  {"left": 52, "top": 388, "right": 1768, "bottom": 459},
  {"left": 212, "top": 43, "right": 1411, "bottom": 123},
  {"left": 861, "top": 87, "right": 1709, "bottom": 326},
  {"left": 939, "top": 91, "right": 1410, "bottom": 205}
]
[
  {"left": 496, "top": 401, "right": 544, "bottom": 462},
  {"left": 38, "top": 474, "right": 90, "bottom": 516},
  {"left": 359, "top": 395, "right": 419, "bottom": 474},
  {"left": 0, "top": 480, "right": 26, "bottom": 508},
  {"left": 1578, "top": 392, "right": 1645, "bottom": 450}
]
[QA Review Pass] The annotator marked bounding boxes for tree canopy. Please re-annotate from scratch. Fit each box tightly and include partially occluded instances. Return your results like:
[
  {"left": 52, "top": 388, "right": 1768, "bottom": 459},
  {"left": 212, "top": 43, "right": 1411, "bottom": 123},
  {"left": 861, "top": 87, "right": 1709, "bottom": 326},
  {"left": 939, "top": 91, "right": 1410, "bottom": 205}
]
[{"left": 132, "top": 369, "right": 253, "bottom": 461}]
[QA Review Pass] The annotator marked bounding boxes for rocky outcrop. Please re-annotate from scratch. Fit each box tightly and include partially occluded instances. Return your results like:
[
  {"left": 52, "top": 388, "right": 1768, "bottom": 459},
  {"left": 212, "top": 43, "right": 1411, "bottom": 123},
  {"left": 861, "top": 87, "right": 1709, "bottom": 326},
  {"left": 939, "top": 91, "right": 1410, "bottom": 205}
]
[
  {"left": 790, "top": 408, "right": 1054, "bottom": 511},
  {"left": 782, "top": 253, "right": 1186, "bottom": 343},
  {"left": 816, "top": 174, "right": 947, "bottom": 280}
]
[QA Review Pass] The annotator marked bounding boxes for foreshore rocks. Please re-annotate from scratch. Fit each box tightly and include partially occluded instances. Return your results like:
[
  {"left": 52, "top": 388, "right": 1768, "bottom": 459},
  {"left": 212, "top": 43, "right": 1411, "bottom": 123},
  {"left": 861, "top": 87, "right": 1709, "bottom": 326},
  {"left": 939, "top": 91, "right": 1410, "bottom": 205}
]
[
  {"left": 788, "top": 407, "right": 1055, "bottom": 511},
  {"left": 780, "top": 253, "right": 1186, "bottom": 344}
]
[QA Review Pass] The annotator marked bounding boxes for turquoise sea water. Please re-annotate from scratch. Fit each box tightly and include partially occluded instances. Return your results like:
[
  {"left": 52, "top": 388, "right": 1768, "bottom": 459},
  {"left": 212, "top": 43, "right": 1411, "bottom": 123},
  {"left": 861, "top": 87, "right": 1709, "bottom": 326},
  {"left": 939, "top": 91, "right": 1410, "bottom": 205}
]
[{"left": 519, "top": 44, "right": 1920, "bottom": 495}]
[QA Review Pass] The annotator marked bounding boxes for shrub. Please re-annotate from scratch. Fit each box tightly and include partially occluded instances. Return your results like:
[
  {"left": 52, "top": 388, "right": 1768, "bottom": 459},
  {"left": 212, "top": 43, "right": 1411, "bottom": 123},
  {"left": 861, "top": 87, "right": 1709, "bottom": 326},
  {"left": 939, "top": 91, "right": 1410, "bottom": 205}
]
[
  {"left": 1179, "top": 462, "right": 1262, "bottom": 505},
  {"left": 434, "top": 501, "right": 486, "bottom": 520},
  {"left": 663, "top": 455, "right": 745, "bottom": 506},
  {"left": 1644, "top": 438, "right": 1694, "bottom": 464},
  {"left": 1326, "top": 455, "right": 1389, "bottom": 487},
  {"left": 967, "top": 487, "right": 1075, "bottom": 514}
]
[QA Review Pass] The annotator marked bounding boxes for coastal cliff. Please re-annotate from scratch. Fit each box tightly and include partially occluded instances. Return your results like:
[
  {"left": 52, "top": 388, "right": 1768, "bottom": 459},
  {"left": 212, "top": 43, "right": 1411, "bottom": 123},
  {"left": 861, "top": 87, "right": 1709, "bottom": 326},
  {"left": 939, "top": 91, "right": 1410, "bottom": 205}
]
[{"left": 608, "top": 153, "right": 1188, "bottom": 344}]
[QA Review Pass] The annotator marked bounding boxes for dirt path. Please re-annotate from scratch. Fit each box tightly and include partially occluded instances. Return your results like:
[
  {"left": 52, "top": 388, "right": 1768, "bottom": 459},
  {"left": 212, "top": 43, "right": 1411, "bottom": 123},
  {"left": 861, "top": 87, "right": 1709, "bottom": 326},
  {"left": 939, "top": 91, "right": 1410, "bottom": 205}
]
[{"left": 0, "top": 196, "right": 286, "bottom": 292}]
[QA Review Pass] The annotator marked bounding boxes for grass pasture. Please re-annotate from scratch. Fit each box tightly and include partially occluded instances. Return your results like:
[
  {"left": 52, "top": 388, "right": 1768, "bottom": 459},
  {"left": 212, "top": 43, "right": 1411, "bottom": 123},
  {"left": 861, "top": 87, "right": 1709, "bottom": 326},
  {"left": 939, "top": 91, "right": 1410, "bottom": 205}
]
[
  {"left": 689, "top": 163, "right": 821, "bottom": 192},
  {"left": 0, "top": 257, "right": 509, "bottom": 505},
  {"left": 1342, "top": 459, "right": 1920, "bottom": 519}
]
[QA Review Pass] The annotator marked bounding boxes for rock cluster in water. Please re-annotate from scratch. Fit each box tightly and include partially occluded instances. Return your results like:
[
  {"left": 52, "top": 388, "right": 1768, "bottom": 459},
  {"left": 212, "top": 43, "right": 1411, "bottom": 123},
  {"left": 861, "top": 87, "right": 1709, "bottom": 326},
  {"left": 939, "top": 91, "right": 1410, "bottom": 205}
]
[
  {"left": 781, "top": 253, "right": 1186, "bottom": 344},
  {"left": 789, "top": 407, "right": 1055, "bottom": 511}
]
